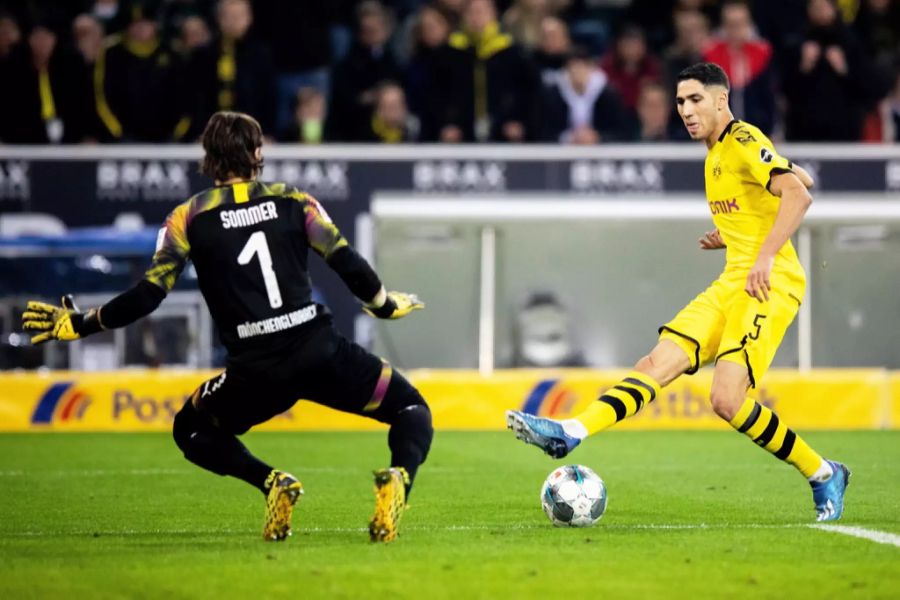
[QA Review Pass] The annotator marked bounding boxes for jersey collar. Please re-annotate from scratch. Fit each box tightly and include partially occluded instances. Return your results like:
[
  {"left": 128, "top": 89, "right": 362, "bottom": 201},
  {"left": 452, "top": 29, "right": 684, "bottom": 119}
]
[{"left": 717, "top": 119, "right": 739, "bottom": 143}]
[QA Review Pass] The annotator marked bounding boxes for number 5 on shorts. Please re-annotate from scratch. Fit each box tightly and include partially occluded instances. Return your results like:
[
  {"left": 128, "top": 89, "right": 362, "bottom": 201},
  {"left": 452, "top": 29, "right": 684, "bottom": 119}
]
[{"left": 748, "top": 314, "right": 767, "bottom": 341}]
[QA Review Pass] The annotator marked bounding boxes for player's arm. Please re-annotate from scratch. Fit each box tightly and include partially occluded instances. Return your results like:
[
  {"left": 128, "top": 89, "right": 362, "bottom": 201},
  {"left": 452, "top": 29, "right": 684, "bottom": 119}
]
[
  {"left": 22, "top": 205, "right": 189, "bottom": 344},
  {"left": 747, "top": 171, "right": 813, "bottom": 302},
  {"left": 301, "top": 194, "right": 423, "bottom": 319},
  {"left": 731, "top": 131, "right": 813, "bottom": 302},
  {"left": 790, "top": 163, "right": 815, "bottom": 189}
]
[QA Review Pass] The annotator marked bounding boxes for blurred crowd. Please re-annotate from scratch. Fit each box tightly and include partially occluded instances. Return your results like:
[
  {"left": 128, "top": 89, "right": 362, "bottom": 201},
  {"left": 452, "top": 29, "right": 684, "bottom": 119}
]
[{"left": 0, "top": 0, "right": 898, "bottom": 145}]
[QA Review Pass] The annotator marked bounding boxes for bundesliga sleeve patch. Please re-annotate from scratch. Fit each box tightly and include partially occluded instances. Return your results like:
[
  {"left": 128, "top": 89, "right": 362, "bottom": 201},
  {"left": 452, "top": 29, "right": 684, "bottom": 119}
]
[{"left": 759, "top": 148, "right": 774, "bottom": 163}]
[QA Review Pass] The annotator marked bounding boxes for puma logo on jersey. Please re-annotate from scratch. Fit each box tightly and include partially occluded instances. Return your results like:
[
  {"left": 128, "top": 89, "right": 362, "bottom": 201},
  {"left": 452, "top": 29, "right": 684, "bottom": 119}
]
[
  {"left": 709, "top": 198, "right": 740, "bottom": 214},
  {"left": 220, "top": 201, "right": 279, "bottom": 229}
]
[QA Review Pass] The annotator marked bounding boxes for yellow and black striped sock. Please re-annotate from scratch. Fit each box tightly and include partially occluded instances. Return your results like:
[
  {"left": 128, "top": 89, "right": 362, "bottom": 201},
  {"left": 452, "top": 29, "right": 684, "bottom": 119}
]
[
  {"left": 575, "top": 371, "right": 661, "bottom": 436},
  {"left": 729, "top": 397, "right": 823, "bottom": 477}
]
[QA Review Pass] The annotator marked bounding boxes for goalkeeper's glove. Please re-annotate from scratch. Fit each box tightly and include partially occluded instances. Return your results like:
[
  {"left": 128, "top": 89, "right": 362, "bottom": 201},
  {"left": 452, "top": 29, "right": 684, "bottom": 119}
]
[
  {"left": 21, "top": 295, "right": 104, "bottom": 345},
  {"left": 363, "top": 290, "right": 424, "bottom": 320}
]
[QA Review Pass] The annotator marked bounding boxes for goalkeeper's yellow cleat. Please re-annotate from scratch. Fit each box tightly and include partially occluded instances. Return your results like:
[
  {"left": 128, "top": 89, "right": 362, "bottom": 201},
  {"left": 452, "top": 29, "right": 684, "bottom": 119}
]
[
  {"left": 262, "top": 470, "right": 303, "bottom": 541},
  {"left": 369, "top": 467, "right": 409, "bottom": 543}
]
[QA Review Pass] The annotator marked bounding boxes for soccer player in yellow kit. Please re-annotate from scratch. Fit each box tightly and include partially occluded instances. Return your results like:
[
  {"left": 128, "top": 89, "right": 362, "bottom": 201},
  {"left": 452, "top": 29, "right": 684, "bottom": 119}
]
[{"left": 507, "top": 63, "right": 850, "bottom": 522}]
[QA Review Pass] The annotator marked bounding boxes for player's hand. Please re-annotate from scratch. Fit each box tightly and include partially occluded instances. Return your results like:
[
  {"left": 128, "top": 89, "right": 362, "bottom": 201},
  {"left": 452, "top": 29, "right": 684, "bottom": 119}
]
[
  {"left": 745, "top": 255, "right": 775, "bottom": 303},
  {"left": 698, "top": 229, "right": 725, "bottom": 250},
  {"left": 21, "top": 295, "right": 85, "bottom": 344},
  {"left": 364, "top": 291, "right": 424, "bottom": 320}
]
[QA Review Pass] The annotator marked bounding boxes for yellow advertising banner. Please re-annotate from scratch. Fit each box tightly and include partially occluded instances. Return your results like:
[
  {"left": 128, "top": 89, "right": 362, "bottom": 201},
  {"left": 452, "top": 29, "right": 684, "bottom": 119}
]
[{"left": 0, "top": 369, "right": 895, "bottom": 432}]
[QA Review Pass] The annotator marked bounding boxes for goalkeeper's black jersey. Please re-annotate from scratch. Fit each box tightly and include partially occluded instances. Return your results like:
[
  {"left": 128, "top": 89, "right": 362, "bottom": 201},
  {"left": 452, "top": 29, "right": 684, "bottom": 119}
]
[{"left": 143, "top": 181, "right": 374, "bottom": 359}]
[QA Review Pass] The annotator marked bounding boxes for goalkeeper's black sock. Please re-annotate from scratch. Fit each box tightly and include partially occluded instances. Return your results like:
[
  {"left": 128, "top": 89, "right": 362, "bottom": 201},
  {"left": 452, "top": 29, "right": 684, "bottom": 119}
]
[
  {"left": 172, "top": 401, "right": 273, "bottom": 494},
  {"left": 387, "top": 403, "right": 433, "bottom": 497}
]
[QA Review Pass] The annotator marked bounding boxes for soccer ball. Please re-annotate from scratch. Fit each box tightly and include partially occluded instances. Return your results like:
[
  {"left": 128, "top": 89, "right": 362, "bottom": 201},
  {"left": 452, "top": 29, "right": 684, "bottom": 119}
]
[{"left": 540, "top": 464, "right": 607, "bottom": 527}]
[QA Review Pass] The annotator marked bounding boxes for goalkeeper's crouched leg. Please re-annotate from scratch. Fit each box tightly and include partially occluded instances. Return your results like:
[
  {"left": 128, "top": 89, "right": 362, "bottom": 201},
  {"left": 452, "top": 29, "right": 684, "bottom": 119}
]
[
  {"left": 172, "top": 400, "right": 274, "bottom": 494},
  {"left": 366, "top": 374, "right": 432, "bottom": 542},
  {"left": 373, "top": 374, "right": 433, "bottom": 497}
]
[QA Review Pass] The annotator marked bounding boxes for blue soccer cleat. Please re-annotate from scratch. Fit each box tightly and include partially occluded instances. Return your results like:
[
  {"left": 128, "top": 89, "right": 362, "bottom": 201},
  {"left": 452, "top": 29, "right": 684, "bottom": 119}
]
[
  {"left": 505, "top": 410, "right": 582, "bottom": 459},
  {"left": 810, "top": 460, "right": 851, "bottom": 522}
]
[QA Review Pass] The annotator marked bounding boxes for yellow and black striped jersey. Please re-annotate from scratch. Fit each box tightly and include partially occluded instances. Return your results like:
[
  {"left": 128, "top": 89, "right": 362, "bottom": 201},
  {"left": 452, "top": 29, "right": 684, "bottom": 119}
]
[
  {"left": 144, "top": 181, "right": 357, "bottom": 357},
  {"left": 704, "top": 120, "right": 806, "bottom": 286}
]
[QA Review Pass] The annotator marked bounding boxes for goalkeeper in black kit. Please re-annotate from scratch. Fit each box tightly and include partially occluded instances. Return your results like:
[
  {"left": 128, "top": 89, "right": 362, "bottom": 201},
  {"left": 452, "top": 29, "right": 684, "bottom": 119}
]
[{"left": 22, "top": 111, "right": 432, "bottom": 543}]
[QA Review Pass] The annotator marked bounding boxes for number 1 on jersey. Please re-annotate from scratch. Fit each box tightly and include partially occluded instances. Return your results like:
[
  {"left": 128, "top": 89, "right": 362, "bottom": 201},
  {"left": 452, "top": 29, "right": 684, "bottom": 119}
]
[{"left": 237, "top": 231, "right": 283, "bottom": 309}]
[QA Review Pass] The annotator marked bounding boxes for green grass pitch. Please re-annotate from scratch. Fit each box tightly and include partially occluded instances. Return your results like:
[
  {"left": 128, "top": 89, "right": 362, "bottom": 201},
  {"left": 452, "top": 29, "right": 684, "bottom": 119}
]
[{"left": 1, "top": 430, "right": 898, "bottom": 599}]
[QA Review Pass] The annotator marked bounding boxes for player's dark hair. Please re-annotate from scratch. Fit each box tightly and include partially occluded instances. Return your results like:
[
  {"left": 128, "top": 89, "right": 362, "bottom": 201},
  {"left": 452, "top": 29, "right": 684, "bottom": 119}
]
[
  {"left": 676, "top": 62, "right": 730, "bottom": 90},
  {"left": 200, "top": 111, "right": 264, "bottom": 182}
]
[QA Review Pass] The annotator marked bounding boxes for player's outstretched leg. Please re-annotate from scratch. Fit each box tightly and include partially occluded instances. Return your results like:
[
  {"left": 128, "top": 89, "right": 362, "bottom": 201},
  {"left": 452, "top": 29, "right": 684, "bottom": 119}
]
[
  {"left": 366, "top": 369, "right": 433, "bottom": 542},
  {"left": 505, "top": 410, "right": 584, "bottom": 459},
  {"left": 506, "top": 341, "right": 687, "bottom": 458},
  {"left": 506, "top": 369, "right": 662, "bottom": 458},
  {"left": 172, "top": 400, "right": 303, "bottom": 540},
  {"left": 713, "top": 362, "right": 850, "bottom": 522}
]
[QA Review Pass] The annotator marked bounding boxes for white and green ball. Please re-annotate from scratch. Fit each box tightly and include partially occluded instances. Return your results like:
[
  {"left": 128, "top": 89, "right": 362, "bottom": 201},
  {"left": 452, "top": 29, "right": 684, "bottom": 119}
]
[{"left": 541, "top": 464, "right": 607, "bottom": 527}]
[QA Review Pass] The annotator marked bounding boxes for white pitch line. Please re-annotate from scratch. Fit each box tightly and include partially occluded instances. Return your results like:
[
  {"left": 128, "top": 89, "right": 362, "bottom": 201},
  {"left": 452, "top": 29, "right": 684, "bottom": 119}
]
[{"left": 808, "top": 525, "right": 900, "bottom": 548}]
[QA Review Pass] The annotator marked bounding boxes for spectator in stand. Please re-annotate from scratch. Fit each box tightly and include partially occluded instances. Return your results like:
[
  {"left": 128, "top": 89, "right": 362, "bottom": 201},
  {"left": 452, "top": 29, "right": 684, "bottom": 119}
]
[
  {"left": 159, "top": 0, "right": 216, "bottom": 44},
  {"left": 0, "top": 12, "right": 20, "bottom": 62},
  {"left": 72, "top": 13, "right": 106, "bottom": 142},
  {"left": 0, "top": 15, "right": 90, "bottom": 144},
  {"left": 435, "top": 0, "right": 467, "bottom": 28},
  {"left": 187, "top": 0, "right": 275, "bottom": 139},
  {"left": 405, "top": 4, "right": 453, "bottom": 141},
  {"left": 90, "top": 0, "right": 124, "bottom": 33},
  {"left": 703, "top": 0, "right": 777, "bottom": 134},
  {"left": 853, "top": 0, "right": 900, "bottom": 71},
  {"left": 752, "top": 0, "right": 809, "bottom": 61},
  {"left": 176, "top": 15, "right": 212, "bottom": 57},
  {"left": 540, "top": 47, "right": 626, "bottom": 143},
  {"left": 853, "top": 0, "right": 899, "bottom": 142},
  {"left": 280, "top": 87, "right": 328, "bottom": 143},
  {"left": 437, "top": 0, "right": 539, "bottom": 142},
  {"left": 328, "top": 1, "right": 403, "bottom": 141},
  {"left": 633, "top": 81, "right": 678, "bottom": 141},
  {"left": 533, "top": 16, "right": 572, "bottom": 85},
  {"left": 663, "top": 9, "right": 710, "bottom": 88},
  {"left": 783, "top": 0, "right": 872, "bottom": 141},
  {"left": 253, "top": 0, "right": 338, "bottom": 137},
  {"left": 361, "top": 81, "right": 417, "bottom": 142},
  {"left": 502, "top": 0, "right": 567, "bottom": 51},
  {"left": 73, "top": 14, "right": 104, "bottom": 66},
  {"left": 94, "top": 1, "right": 189, "bottom": 141},
  {"left": 625, "top": 0, "right": 719, "bottom": 52},
  {"left": 600, "top": 24, "right": 662, "bottom": 131}
]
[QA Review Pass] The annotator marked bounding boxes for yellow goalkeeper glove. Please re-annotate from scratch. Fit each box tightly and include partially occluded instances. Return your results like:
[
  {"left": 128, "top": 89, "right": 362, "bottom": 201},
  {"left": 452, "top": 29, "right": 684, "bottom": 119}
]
[
  {"left": 364, "top": 291, "right": 424, "bottom": 320},
  {"left": 21, "top": 295, "right": 102, "bottom": 345}
]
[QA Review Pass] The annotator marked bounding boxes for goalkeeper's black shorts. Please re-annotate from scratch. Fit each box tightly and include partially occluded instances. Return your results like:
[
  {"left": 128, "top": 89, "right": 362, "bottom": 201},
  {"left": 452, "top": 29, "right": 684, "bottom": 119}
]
[{"left": 190, "top": 316, "right": 414, "bottom": 434}]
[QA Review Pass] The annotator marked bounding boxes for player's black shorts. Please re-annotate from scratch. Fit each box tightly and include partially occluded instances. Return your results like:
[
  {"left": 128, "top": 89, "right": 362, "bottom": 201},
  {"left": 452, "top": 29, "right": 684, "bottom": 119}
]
[{"left": 191, "top": 315, "right": 416, "bottom": 434}]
